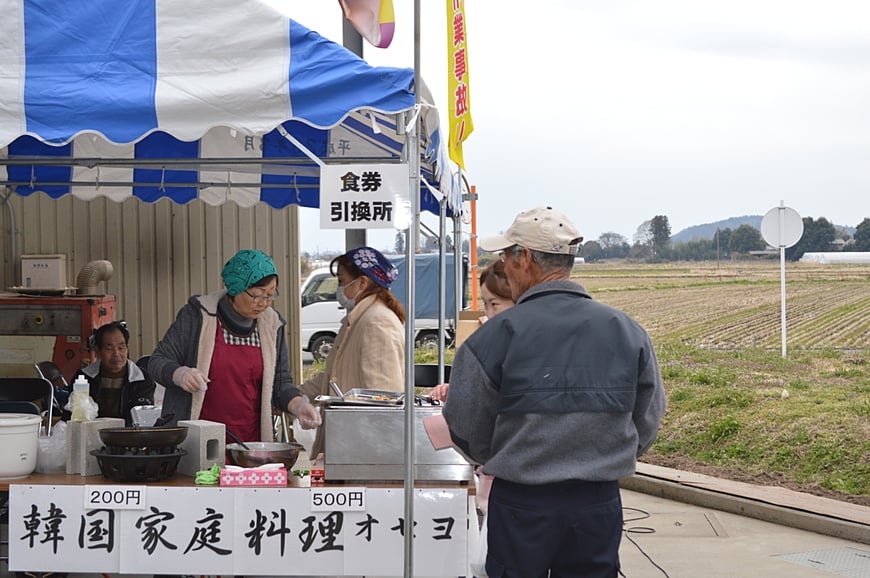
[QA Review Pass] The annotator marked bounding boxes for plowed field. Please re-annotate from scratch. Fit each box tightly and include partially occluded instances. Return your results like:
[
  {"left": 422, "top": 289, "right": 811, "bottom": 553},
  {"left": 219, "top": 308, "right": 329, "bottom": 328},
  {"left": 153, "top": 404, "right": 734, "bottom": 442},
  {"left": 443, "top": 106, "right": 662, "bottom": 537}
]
[{"left": 577, "top": 261, "right": 870, "bottom": 350}]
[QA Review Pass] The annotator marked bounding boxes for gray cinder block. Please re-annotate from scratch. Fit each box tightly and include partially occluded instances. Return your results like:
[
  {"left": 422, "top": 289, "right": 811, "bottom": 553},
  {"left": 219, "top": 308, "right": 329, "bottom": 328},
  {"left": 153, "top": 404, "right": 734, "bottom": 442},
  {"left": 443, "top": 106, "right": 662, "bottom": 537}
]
[
  {"left": 65, "top": 420, "right": 82, "bottom": 475},
  {"left": 83, "top": 418, "right": 125, "bottom": 476},
  {"left": 178, "top": 419, "right": 226, "bottom": 476},
  {"left": 66, "top": 418, "right": 125, "bottom": 476}
]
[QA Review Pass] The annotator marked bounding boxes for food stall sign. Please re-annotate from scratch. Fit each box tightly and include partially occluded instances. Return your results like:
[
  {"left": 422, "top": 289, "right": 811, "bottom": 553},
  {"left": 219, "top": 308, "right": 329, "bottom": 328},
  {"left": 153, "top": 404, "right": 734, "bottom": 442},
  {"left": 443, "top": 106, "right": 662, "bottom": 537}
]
[
  {"left": 84, "top": 485, "right": 147, "bottom": 509},
  {"left": 319, "top": 163, "right": 410, "bottom": 230},
  {"left": 10, "top": 484, "right": 470, "bottom": 576},
  {"left": 310, "top": 486, "right": 367, "bottom": 511}
]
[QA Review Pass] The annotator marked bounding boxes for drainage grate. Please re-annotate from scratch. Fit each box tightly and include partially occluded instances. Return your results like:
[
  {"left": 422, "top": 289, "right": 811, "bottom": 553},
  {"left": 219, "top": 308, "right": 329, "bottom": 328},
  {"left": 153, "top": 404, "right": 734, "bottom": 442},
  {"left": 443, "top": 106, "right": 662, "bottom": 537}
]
[{"left": 775, "top": 547, "right": 870, "bottom": 578}]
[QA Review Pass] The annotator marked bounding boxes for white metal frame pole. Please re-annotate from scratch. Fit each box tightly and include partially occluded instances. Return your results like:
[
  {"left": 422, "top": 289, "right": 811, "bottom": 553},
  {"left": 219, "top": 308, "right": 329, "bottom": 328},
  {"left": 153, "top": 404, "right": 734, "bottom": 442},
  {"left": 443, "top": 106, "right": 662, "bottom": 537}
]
[
  {"left": 402, "top": 1, "right": 422, "bottom": 575},
  {"left": 438, "top": 197, "right": 448, "bottom": 379}
]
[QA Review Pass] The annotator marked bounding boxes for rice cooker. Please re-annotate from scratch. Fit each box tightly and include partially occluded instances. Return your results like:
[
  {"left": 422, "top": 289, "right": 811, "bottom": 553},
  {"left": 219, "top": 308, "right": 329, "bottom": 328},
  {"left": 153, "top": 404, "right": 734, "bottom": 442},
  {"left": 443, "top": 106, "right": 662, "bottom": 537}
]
[{"left": 0, "top": 413, "right": 43, "bottom": 479}]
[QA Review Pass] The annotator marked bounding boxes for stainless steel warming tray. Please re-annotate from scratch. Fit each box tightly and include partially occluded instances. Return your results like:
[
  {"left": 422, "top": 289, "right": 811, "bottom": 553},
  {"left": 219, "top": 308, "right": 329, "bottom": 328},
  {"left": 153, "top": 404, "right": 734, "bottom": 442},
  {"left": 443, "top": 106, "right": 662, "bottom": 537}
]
[
  {"left": 324, "top": 406, "right": 474, "bottom": 483},
  {"left": 314, "top": 388, "right": 405, "bottom": 407}
]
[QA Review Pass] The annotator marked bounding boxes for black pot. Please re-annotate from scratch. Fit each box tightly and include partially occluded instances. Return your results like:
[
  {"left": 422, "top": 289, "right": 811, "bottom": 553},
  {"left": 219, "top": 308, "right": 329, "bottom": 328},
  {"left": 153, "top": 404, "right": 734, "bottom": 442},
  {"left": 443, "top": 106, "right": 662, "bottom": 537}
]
[
  {"left": 99, "top": 426, "right": 188, "bottom": 448},
  {"left": 91, "top": 448, "right": 184, "bottom": 482},
  {"left": 414, "top": 364, "right": 451, "bottom": 388}
]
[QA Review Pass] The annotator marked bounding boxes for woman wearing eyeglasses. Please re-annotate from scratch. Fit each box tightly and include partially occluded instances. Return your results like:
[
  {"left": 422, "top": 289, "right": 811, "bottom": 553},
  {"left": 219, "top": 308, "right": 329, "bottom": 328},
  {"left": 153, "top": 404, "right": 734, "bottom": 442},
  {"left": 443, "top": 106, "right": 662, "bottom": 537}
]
[
  {"left": 149, "top": 249, "right": 321, "bottom": 443},
  {"left": 297, "top": 246, "right": 406, "bottom": 458}
]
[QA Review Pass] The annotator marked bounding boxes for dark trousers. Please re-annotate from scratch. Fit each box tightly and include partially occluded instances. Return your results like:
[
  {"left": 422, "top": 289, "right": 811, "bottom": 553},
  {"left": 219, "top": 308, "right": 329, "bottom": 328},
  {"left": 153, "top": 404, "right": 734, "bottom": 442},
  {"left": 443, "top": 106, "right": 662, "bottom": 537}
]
[{"left": 485, "top": 477, "right": 622, "bottom": 578}]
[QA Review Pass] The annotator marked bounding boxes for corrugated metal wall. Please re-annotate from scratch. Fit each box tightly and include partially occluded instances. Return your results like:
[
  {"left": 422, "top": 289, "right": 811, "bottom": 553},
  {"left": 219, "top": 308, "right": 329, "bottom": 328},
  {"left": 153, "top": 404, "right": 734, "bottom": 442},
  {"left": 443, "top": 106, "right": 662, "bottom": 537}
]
[{"left": 0, "top": 192, "right": 303, "bottom": 383}]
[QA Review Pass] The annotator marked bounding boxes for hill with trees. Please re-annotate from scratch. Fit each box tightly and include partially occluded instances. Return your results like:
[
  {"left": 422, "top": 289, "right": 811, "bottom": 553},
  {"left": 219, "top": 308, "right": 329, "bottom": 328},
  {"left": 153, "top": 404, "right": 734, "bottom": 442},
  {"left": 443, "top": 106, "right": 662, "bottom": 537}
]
[
  {"left": 671, "top": 215, "right": 763, "bottom": 243},
  {"left": 580, "top": 216, "right": 868, "bottom": 262}
]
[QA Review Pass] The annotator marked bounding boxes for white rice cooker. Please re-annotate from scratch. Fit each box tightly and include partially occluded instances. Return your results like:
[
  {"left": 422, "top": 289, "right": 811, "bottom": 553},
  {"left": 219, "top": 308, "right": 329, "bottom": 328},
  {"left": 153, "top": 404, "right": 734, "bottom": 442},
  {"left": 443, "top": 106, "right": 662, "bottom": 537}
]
[{"left": 0, "top": 413, "right": 43, "bottom": 479}]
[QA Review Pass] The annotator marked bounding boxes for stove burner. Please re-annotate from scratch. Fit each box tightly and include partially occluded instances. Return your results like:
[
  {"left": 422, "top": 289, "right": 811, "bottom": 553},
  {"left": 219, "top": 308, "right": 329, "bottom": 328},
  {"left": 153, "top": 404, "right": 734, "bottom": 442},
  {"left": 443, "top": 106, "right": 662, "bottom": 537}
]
[
  {"left": 100, "top": 444, "right": 180, "bottom": 456},
  {"left": 91, "top": 447, "right": 185, "bottom": 482}
]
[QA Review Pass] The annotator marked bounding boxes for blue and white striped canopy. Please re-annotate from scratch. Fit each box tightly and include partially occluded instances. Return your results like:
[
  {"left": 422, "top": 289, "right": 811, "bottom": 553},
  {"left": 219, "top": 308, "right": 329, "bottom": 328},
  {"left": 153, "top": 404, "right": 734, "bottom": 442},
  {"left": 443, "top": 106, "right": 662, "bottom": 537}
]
[{"left": 0, "top": 0, "right": 454, "bottom": 212}]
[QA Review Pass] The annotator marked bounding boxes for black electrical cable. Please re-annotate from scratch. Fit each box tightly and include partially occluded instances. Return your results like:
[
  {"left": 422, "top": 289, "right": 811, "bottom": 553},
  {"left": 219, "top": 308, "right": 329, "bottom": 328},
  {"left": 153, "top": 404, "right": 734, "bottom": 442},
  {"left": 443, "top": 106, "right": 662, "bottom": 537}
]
[{"left": 619, "top": 506, "right": 672, "bottom": 578}]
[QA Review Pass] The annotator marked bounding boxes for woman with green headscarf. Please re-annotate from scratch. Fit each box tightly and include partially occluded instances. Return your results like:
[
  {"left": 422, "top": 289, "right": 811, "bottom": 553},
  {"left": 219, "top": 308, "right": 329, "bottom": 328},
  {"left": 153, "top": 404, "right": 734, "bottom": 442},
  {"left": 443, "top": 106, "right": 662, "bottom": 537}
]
[{"left": 150, "top": 249, "right": 320, "bottom": 442}]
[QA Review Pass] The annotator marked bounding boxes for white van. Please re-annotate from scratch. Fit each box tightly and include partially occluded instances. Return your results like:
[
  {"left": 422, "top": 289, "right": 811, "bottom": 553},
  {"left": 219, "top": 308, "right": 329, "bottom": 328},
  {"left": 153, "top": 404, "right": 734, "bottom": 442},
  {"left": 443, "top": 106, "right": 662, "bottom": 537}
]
[{"left": 300, "top": 254, "right": 464, "bottom": 361}]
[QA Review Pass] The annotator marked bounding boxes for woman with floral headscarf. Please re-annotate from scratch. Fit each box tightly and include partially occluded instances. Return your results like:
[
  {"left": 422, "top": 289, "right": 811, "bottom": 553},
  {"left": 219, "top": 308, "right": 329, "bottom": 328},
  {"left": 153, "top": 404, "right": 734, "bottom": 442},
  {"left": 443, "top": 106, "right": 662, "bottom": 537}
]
[
  {"left": 298, "top": 246, "right": 405, "bottom": 457},
  {"left": 150, "top": 249, "right": 320, "bottom": 443}
]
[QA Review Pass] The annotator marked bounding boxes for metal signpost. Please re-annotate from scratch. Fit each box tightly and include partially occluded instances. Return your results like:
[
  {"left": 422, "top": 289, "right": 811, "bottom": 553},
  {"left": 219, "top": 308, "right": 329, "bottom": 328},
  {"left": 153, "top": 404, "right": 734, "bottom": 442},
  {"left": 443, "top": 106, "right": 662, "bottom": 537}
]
[{"left": 760, "top": 201, "right": 804, "bottom": 358}]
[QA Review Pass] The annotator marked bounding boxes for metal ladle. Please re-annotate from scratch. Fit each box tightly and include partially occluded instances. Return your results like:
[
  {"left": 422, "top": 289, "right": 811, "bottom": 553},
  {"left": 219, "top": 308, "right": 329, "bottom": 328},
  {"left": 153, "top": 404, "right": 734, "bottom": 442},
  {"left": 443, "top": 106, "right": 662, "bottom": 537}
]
[{"left": 225, "top": 427, "right": 251, "bottom": 451}]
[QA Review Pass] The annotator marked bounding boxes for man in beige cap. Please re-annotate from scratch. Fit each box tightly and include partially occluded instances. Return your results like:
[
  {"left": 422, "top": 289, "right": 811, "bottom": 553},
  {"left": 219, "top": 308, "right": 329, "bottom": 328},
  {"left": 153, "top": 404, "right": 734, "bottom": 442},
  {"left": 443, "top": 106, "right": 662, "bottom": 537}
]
[{"left": 443, "top": 206, "right": 666, "bottom": 578}]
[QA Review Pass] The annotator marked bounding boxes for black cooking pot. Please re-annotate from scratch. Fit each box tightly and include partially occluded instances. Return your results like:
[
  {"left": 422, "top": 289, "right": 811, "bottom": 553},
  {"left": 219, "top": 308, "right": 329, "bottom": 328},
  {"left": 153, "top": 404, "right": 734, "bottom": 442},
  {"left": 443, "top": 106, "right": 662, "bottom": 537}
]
[
  {"left": 99, "top": 426, "right": 188, "bottom": 448},
  {"left": 414, "top": 364, "right": 451, "bottom": 388}
]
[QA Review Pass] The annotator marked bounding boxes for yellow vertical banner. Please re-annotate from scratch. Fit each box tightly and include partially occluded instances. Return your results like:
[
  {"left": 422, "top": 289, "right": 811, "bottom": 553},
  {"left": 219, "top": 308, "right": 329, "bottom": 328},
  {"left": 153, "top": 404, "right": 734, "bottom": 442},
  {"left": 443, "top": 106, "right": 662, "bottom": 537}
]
[{"left": 447, "top": 0, "right": 473, "bottom": 169}]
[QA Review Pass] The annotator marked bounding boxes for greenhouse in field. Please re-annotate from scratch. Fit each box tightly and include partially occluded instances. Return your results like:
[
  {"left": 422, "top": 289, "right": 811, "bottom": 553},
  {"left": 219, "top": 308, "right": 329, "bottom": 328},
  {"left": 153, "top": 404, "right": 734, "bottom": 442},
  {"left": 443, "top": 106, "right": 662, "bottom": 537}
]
[{"left": 799, "top": 252, "right": 870, "bottom": 264}]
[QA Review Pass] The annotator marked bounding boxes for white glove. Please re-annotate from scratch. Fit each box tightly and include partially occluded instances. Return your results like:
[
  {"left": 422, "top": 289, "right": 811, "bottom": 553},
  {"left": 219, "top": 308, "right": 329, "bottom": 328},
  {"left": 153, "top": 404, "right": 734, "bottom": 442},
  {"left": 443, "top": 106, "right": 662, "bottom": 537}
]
[
  {"left": 172, "top": 366, "right": 209, "bottom": 393},
  {"left": 288, "top": 395, "right": 321, "bottom": 429}
]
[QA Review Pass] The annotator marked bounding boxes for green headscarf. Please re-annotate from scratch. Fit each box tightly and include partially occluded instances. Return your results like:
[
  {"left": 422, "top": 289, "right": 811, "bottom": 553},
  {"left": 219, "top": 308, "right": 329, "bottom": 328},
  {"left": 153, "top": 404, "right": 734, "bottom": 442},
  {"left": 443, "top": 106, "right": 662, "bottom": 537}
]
[{"left": 221, "top": 250, "right": 277, "bottom": 296}]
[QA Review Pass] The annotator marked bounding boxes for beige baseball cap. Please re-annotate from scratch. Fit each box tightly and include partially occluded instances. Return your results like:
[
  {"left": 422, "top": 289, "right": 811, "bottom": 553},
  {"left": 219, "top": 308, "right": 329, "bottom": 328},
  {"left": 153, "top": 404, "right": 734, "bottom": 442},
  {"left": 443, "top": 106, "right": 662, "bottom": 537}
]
[{"left": 479, "top": 206, "right": 583, "bottom": 255}]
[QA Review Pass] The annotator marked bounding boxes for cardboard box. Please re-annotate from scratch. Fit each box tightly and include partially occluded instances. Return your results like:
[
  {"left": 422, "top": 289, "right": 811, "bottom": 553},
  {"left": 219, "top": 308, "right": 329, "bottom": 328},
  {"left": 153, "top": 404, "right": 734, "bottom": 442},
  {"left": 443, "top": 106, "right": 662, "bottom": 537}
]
[
  {"left": 21, "top": 254, "right": 67, "bottom": 288},
  {"left": 455, "top": 310, "right": 486, "bottom": 347}
]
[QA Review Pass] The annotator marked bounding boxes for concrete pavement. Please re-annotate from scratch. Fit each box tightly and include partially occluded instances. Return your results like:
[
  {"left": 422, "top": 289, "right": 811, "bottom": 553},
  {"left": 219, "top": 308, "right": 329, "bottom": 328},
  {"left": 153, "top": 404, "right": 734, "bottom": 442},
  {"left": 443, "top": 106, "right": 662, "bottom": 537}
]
[
  {"left": 618, "top": 488, "right": 869, "bottom": 578},
  {"left": 617, "top": 463, "right": 870, "bottom": 578}
]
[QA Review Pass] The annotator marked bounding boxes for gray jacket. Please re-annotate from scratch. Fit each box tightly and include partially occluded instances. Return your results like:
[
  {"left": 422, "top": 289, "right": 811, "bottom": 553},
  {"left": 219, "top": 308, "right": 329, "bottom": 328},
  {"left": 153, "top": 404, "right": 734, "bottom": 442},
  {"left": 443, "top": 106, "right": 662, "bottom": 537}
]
[
  {"left": 149, "top": 290, "right": 301, "bottom": 440},
  {"left": 443, "top": 280, "right": 666, "bottom": 485}
]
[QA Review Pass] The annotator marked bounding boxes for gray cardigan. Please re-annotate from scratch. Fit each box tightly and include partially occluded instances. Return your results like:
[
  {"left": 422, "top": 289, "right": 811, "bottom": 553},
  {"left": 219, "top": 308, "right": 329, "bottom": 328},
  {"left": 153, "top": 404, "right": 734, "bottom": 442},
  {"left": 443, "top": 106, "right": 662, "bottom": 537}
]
[{"left": 149, "top": 290, "right": 301, "bottom": 440}]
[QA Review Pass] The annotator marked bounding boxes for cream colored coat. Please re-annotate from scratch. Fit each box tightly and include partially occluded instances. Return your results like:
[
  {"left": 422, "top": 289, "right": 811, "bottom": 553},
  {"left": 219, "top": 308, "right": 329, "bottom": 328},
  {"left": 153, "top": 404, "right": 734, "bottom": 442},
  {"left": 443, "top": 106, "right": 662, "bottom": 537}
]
[{"left": 299, "top": 294, "right": 404, "bottom": 456}]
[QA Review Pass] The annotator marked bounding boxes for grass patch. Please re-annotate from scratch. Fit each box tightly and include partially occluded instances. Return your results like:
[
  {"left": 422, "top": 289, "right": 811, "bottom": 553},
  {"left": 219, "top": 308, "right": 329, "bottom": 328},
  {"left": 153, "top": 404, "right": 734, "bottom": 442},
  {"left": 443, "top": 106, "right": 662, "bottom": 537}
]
[{"left": 651, "top": 342, "right": 870, "bottom": 497}]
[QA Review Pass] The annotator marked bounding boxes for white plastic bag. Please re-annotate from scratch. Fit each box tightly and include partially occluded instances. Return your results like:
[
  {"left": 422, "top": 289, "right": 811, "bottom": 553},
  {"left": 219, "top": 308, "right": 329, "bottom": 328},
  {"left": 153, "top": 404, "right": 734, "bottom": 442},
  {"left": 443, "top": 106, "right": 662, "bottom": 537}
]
[
  {"left": 470, "top": 512, "right": 488, "bottom": 577},
  {"left": 36, "top": 419, "right": 68, "bottom": 473},
  {"left": 64, "top": 394, "right": 99, "bottom": 421},
  {"left": 292, "top": 416, "right": 317, "bottom": 455}
]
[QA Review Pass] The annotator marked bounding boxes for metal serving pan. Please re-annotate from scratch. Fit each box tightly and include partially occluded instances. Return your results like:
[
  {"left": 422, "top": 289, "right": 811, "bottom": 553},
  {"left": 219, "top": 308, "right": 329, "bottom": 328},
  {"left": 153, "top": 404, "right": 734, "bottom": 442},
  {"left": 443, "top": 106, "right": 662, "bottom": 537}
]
[{"left": 314, "top": 388, "right": 405, "bottom": 407}]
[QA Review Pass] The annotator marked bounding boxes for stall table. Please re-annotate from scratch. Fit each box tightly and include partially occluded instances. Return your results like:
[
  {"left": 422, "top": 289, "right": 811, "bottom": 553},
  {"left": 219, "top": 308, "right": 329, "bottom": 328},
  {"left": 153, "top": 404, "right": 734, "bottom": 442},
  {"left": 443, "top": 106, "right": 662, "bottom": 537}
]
[{"left": 2, "top": 472, "right": 476, "bottom": 577}]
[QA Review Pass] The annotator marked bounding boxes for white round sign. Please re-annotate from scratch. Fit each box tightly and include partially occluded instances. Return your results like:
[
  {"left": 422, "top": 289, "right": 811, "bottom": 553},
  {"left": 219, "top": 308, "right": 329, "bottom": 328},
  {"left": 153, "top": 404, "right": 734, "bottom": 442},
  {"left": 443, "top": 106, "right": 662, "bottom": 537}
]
[{"left": 761, "top": 205, "right": 803, "bottom": 248}]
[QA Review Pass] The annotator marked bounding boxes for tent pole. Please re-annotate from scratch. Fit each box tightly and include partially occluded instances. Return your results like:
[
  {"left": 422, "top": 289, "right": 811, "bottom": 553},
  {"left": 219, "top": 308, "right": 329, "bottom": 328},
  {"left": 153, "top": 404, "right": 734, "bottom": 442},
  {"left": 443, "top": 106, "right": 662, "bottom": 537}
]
[
  {"left": 438, "top": 197, "right": 447, "bottom": 382},
  {"left": 453, "top": 205, "right": 463, "bottom": 325},
  {"left": 276, "top": 127, "right": 325, "bottom": 168},
  {"left": 287, "top": 205, "right": 303, "bottom": 393},
  {"left": 402, "top": 2, "right": 422, "bottom": 576},
  {"left": 343, "top": 15, "right": 367, "bottom": 252}
]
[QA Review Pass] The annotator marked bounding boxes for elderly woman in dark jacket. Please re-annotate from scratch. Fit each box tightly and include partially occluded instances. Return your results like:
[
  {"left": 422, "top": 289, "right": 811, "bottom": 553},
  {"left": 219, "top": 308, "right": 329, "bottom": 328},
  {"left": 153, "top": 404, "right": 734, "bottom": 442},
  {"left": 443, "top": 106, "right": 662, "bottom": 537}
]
[{"left": 149, "top": 249, "right": 320, "bottom": 442}]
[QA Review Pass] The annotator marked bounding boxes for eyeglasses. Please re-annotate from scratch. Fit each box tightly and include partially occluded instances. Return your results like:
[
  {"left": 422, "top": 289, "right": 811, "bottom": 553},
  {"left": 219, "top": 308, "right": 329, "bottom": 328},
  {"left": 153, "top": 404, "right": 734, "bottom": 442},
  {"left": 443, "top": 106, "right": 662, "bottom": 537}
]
[
  {"left": 244, "top": 288, "right": 279, "bottom": 303},
  {"left": 498, "top": 246, "right": 517, "bottom": 263}
]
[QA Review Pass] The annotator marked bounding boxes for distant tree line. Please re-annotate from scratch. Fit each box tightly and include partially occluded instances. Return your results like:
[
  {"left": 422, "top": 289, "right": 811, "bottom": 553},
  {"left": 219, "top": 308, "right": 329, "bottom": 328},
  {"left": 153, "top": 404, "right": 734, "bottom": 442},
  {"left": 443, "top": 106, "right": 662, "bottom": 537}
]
[{"left": 578, "top": 216, "right": 870, "bottom": 262}]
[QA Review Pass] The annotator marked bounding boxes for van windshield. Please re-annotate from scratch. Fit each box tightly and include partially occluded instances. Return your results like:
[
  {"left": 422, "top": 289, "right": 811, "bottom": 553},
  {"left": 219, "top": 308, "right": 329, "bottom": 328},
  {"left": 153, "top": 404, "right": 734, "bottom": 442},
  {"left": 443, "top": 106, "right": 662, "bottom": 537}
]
[{"left": 302, "top": 272, "right": 338, "bottom": 306}]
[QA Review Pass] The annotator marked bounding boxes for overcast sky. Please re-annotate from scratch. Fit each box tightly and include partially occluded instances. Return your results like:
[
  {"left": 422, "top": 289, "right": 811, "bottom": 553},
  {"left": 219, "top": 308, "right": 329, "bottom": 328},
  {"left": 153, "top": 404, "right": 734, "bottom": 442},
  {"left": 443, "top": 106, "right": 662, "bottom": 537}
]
[{"left": 267, "top": 1, "right": 870, "bottom": 254}]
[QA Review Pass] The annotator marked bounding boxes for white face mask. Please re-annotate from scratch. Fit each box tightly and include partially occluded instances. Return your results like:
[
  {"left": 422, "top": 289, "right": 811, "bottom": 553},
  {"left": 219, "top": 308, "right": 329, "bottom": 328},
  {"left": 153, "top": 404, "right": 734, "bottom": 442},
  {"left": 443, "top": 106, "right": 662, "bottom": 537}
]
[{"left": 336, "top": 277, "right": 360, "bottom": 310}]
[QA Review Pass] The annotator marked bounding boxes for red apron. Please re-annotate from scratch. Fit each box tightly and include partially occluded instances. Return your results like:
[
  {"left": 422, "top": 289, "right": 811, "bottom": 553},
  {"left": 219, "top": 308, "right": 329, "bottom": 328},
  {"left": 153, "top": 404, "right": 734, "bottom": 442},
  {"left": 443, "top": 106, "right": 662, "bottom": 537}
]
[{"left": 200, "top": 320, "right": 264, "bottom": 442}]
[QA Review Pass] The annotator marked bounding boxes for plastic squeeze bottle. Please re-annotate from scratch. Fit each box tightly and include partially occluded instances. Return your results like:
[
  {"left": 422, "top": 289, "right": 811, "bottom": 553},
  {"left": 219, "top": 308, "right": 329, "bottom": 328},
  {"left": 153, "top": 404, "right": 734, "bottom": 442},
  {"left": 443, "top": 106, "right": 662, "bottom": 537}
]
[{"left": 71, "top": 375, "right": 90, "bottom": 421}]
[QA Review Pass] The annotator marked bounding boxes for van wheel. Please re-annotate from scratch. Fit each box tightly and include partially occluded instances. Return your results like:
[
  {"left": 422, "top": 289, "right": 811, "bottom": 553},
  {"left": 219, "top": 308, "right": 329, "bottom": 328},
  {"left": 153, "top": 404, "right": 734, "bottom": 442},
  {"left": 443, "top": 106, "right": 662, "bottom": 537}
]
[
  {"left": 311, "top": 335, "right": 335, "bottom": 362},
  {"left": 415, "top": 332, "right": 440, "bottom": 352}
]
